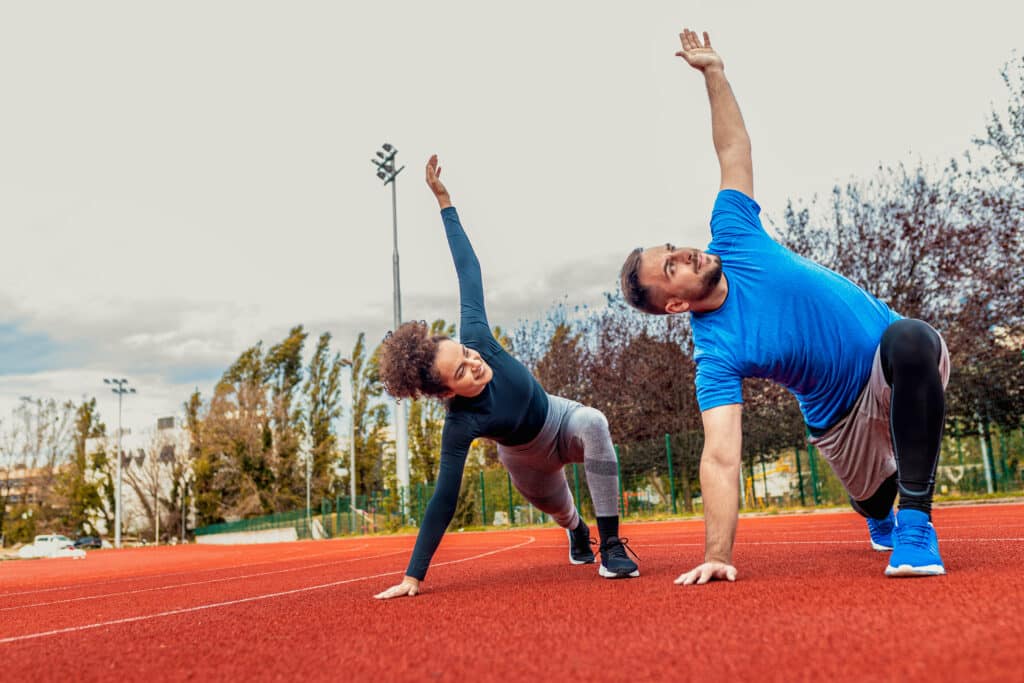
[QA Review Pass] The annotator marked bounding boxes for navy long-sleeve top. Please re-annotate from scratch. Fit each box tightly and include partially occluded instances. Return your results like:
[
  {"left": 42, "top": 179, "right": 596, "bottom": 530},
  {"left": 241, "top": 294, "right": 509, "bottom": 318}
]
[{"left": 405, "top": 207, "right": 548, "bottom": 580}]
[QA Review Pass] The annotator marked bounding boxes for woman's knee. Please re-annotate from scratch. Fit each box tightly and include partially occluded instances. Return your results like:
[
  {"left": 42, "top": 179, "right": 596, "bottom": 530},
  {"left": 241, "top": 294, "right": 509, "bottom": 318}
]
[{"left": 576, "top": 406, "right": 610, "bottom": 438}]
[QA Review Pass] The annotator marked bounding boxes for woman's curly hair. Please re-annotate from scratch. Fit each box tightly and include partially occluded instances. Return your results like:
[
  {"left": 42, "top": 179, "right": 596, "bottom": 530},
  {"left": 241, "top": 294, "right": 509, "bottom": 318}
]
[{"left": 378, "top": 321, "right": 451, "bottom": 399}]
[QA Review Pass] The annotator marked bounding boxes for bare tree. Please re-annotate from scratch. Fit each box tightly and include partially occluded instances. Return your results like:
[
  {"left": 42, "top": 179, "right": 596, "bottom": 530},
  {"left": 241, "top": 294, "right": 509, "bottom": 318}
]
[
  {"left": 0, "top": 398, "right": 76, "bottom": 543},
  {"left": 123, "top": 425, "right": 190, "bottom": 542}
]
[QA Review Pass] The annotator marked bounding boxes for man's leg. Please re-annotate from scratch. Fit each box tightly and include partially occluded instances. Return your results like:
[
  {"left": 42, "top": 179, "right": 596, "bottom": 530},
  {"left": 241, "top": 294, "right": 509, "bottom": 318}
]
[
  {"left": 879, "top": 319, "right": 946, "bottom": 515},
  {"left": 562, "top": 406, "right": 639, "bottom": 578},
  {"left": 850, "top": 473, "right": 898, "bottom": 550},
  {"left": 879, "top": 319, "right": 948, "bottom": 576}
]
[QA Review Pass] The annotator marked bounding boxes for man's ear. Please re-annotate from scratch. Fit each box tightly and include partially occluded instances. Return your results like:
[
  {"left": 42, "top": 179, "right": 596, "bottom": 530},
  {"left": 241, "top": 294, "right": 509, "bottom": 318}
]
[
  {"left": 441, "top": 389, "right": 456, "bottom": 399},
  {"left": 665, "top": 298, "right": 690, "bottom": 314}
]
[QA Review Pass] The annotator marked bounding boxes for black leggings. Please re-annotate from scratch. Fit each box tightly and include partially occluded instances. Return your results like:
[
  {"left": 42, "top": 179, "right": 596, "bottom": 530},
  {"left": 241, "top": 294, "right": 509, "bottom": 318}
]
[{"left": 851, "top": 319, "right": 945, "bottom": 517}]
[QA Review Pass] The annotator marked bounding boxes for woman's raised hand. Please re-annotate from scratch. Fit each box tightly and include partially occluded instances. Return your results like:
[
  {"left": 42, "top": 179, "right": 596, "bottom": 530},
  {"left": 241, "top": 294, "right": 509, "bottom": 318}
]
[{"left": 425, "top": 155, "right": 452, "bottom": 209}]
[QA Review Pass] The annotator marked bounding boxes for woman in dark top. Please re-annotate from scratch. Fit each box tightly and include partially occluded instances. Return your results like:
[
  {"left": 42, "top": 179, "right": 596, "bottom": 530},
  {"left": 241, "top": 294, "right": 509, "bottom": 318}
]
[{"left": 373, "top": 156, "right": 639, "bottom": 599}]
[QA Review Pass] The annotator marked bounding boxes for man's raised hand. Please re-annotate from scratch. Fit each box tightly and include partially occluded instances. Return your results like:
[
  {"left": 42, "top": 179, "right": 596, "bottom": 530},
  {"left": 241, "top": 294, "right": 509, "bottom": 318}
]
[
  {"left": 675, "top": 28, "right": 724, "bottom": 72},
  {"left": 673, "top": 561, "right": 738, "bottom": 586},
  {"left": 425, "top": 154, "right": 452, "bottom": 209}
]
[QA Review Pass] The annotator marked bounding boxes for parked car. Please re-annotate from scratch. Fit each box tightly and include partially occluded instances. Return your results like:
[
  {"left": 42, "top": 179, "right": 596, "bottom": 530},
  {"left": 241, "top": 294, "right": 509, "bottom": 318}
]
[
  {"left": 17, "top": 534, "right": 87, "bottom": 559},
  {"left": 74, "top": 536, "right": 103, "bottom": 549}
]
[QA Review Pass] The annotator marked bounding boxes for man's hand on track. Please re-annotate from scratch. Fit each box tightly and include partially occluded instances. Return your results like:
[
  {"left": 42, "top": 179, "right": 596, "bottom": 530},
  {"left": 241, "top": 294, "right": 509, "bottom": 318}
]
[{"left": 674, "top": 561, "right": 738, "bottom": 586}]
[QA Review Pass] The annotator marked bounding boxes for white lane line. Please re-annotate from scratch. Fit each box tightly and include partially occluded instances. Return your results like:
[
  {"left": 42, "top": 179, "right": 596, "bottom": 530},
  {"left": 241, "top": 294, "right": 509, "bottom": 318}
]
[
  {"left": 534, "top": 537, "right": 1024, "bottom": 549},
  {"left": 0, "top": 543, "right": 373, "bottom": 599},
  {"left": 0, "top": 535, "right": 535, "bottom": 645},
  {"left": 1, "top": 548, "right": 410, "bottom": 612}
]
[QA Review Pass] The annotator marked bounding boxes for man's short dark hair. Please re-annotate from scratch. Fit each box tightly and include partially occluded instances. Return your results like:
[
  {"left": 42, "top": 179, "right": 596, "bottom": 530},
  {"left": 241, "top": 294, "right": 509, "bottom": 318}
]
[{"left": 620, "top": 247, "right": 666, "bottom": 315}]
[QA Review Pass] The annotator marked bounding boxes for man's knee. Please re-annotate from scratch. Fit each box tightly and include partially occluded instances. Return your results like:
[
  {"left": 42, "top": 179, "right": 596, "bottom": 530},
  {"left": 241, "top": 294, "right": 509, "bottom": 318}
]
[
  {"left": 850, "top": 474, "right": 898, "bottom": 519},
  {"left": 880, "top": 319, "right": 941, "bottom": 383}
]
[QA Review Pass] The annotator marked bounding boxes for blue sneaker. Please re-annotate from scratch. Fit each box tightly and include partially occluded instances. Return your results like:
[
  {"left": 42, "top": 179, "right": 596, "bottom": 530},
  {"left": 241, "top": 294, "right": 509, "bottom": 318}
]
[
  {"left": 866, "top": 509, "right": 895, "bottom": 551},
  {"left": 885, "top": 509, "right": 946, "bottom": 577}
]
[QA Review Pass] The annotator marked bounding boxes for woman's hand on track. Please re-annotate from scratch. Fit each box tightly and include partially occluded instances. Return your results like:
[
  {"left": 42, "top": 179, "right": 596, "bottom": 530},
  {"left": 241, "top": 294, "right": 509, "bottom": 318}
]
[
  {"left": 425, "top": 155, "right": 452, "bottom": 209},
  {"left": 673, "top": 561, "right": 737, "bottom": 586},
  {"left": 374, "top": 576, "right": 421, "bottom": 599}
]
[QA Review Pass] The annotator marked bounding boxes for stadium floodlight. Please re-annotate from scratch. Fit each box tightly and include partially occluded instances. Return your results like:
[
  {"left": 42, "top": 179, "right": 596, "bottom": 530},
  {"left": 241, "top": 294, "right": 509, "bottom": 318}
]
[
  {"left": 103, "top": 377, "right": 137, "bottom": 548},
  {"left": 370, "top": 142, "right": 409, "bottom": 513}
]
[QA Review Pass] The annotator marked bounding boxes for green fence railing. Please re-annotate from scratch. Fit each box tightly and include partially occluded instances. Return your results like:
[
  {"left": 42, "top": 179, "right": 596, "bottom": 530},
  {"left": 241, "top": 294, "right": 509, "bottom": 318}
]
[{"left": 193, "top": 424, "right": 1024, "bottom": 539}]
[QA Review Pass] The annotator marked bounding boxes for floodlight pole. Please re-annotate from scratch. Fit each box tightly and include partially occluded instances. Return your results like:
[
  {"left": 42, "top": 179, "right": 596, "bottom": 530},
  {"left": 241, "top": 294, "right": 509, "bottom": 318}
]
[
  {"left": 303, "top": 434, "right": 313, "bottom": 536},
  {"left": 371, "top": 143, "right": 410, "bottom": 511},
  {"left": 104, "top": 378, "right": 136, "bottom": 548},
  {"left": 341, "top": 359, "right": 357, "bottom": 510}
]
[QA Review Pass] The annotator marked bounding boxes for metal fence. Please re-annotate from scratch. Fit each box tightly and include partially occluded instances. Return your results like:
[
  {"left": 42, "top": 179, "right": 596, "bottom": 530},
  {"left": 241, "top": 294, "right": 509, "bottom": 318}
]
[{"left": 194, "top": 424, "right": 1023, "bottom": 540}]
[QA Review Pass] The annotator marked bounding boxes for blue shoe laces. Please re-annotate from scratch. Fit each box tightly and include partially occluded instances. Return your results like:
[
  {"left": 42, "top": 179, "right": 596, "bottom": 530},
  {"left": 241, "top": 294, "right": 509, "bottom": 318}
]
[
  {"left": 895, "top": 522, "right": 934, "bottom": 549},
  {"left": 599, "top": 537, "right": 640, "bottom": 561}
]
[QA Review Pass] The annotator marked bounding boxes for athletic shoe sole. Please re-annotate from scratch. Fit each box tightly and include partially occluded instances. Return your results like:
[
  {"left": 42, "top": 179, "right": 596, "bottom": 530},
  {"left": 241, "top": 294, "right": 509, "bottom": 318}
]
[
  {"left": 566, "top": 529, "right": 595, "bottom": 565},
  {"left": 871, "top": 540, "right": 893, "bottom": 552},
  {"left": 598, "top": 565, "right": 640, "bottom": 579},
  {"left": 884, "top": 563, "right": 946, "bottom": 577}
]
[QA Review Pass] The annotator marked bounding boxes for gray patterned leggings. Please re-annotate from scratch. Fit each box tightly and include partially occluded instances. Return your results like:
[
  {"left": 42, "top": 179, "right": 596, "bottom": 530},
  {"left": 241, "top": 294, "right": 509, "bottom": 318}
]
[{"left": 496, "top": 395, "right": 620, "bottom": 529}]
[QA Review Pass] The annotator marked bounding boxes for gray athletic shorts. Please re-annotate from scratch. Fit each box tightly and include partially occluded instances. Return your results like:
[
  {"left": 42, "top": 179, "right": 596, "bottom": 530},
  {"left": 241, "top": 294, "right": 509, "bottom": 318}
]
[{"left": 807, "top": 333, "right": 950, "bottom": 501}]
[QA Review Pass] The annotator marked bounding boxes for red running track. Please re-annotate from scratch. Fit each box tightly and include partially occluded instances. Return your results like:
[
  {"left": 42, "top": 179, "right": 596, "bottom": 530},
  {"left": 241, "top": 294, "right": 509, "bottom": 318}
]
[{"left": 2, "top": 503, "right": 1022, "bottom": 682}]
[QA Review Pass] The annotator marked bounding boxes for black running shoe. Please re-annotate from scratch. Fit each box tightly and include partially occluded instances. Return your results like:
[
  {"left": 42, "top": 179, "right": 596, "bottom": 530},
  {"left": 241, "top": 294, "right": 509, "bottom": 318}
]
[
  {"left": 567, "top": 522, "right": 596, "bottom": 565},
  {"left": 598, "top": 536, "right": 640, "bottom": 579}
]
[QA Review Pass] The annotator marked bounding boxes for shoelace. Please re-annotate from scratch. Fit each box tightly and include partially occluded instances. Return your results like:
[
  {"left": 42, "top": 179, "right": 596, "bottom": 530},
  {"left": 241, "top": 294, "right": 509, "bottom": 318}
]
[
  {"left": 895, "top": 523, "right": 934, "bottom": 549},
  {"left": 868, "top": 517, "right": 893, "bottom": 537},
  {"left": 597, "top": 537, "right": 641, "bottom": 561}
]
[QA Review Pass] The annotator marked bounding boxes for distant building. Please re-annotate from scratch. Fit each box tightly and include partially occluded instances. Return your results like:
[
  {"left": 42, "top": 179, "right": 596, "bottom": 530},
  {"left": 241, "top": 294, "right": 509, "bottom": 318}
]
[{"left": 84, "top": 416, "right": 192, "bottom": 541}]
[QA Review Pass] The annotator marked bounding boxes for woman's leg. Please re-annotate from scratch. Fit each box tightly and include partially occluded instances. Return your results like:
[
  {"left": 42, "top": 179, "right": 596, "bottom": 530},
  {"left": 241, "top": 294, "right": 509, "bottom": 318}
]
[
  {"left": 497, "top": 447, "right": 579, "bottom": 529},
  {"left": 560, "top": 406, "right": 621, "bottom": 541}
]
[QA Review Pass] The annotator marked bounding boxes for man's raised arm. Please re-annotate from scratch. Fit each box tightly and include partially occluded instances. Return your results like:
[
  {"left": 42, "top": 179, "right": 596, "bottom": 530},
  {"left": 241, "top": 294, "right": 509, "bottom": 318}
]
[{"left": 676, "top": 28, "right": 753, "bottom": 197}]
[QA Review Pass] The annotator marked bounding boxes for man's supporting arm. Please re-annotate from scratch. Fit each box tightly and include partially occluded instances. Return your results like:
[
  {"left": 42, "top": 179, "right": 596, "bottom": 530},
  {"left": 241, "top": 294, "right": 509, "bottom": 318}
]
[{"left": 675, "top": 403, "right": 743, "bottom": 585}]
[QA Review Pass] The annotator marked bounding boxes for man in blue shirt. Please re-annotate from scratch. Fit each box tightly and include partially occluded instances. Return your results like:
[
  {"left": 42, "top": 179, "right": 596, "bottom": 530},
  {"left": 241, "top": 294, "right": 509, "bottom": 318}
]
[{"left": 619, "top": 28, "right": 950, "bottom": 583}]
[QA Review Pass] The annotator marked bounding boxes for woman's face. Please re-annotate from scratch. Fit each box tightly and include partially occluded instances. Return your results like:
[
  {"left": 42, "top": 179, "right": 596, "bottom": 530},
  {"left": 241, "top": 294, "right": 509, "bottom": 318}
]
[{"left": 433, "top": 339, "right": 493, "bottom": 398}]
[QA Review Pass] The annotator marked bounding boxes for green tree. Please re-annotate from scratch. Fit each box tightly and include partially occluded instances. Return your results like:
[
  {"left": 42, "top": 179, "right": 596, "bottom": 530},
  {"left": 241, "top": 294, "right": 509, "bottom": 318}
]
[
  {"left": 53, "top": 398, "right": 107, "bottom": 536},
  {"left": 200, "top": 342, "right": 273, "bottom": 521},
  {"left": 265, "top": 325, "right": 308, "bottom": 510},
  {"left": 350, "top": 333, "right": 390, "bottom": 496},
  {"left": 306, "top": 331, "right": 346, "bottom": 497},
  {"left": 182, "top": 389, "right": 219, "bottom": 526}
]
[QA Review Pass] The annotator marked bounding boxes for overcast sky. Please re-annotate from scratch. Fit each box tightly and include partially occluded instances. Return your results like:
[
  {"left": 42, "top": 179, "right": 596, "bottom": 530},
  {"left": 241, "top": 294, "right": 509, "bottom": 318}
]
[{"left": 1, "top": 1, "right": 1021, "bottom": 432}]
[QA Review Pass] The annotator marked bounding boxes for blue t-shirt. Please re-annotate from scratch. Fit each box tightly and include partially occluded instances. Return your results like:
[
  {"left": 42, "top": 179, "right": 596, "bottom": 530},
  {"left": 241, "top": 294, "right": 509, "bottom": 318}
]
[{"left": 691, "top": 190, "right": 901, "bottom": 429}]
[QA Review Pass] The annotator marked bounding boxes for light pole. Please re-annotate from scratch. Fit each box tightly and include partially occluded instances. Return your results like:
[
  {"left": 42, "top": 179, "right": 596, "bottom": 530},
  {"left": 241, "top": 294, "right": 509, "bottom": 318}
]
[
  {"left": 302, "top": 433, "right": 313, "bottom": 536},
  {"left": 180, "top": 469, "right": 191, "bottom": 543},
  {"left": 341, "top": 358, "right": 357, "bottom": 510},
  {"left": 371, "top": 142, "right": 410, "bottom": 509},
  {"left": 103, "top": 378, "right": 136, "bottom": 548}
]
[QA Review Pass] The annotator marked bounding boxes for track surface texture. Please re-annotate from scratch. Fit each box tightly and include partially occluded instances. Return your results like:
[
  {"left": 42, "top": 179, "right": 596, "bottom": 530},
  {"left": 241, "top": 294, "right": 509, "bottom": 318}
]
[{"left": 2, "top": 503, "right": 1022, "bottom": 682}]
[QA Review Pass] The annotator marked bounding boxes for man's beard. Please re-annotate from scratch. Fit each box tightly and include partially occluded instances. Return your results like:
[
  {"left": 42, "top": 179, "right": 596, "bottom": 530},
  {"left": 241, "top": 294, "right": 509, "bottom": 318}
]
[{"left": 696, "top": 260, "right": 723, "bottom": 300}]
